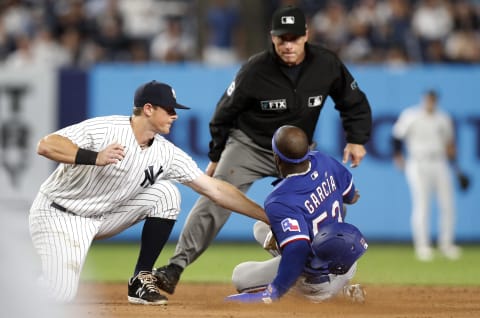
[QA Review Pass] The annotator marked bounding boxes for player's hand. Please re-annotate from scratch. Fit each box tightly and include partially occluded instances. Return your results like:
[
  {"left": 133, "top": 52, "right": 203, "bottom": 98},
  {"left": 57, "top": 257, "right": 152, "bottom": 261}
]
[
  {"left": 96, "top": 143, "right": 125, "bottom": 165},
  {"left": 225, "top": 284, "right": 279, "bottom": 304},
  {"left": 263, "top": 230, "right": 280, "bottom": 257},
  {"left": 346, "top": 190, "right": 360, "bottom": 204},
  {"left": 205, "top": 161, "right": 218, "bottom": 177},
  {"left": 343, "top": 143, "right": 366, "bottom": 168},
  {"left": 393, "top": 154, "right": 405, "bottom": 170}
]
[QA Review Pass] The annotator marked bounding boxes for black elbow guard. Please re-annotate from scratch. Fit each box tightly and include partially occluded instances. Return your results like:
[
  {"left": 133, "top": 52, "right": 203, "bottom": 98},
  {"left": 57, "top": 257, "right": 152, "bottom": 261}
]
[{"left": 392, "top": 137, "right": 403, "bottom": 154}]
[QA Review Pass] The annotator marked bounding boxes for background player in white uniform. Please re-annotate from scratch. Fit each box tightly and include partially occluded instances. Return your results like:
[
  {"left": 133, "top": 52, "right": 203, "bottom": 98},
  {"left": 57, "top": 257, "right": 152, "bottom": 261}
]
[
  {"left": 392, "top": 90, "right": 460, "bottom": 261},
  {"left": 29, "top": 80, "right": 267, "bottom": 305},
  {"left": 225, "top": 125, "right": 367, "bottom": 303}
]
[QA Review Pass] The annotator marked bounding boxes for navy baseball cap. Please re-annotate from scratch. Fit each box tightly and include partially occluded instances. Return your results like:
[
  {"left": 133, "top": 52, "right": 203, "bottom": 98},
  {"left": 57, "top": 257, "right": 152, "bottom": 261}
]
[
  {"left": 134, "top": 80, "right": 190, "bottom": 110},
  {"left": 271, "top": 6, "right": 306, "bottom": 36}
]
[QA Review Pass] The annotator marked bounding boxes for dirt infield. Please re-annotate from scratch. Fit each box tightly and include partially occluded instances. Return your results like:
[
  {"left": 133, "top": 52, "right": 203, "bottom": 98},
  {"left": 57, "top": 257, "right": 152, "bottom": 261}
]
[{"left": 73, "top": 282, "right": 480, "bottom": 318}]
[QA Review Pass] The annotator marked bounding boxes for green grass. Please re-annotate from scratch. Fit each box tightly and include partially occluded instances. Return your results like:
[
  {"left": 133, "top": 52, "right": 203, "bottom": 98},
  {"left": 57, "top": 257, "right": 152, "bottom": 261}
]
[{"left": 81, "top": 242, "right": 480, "bottom": 286}]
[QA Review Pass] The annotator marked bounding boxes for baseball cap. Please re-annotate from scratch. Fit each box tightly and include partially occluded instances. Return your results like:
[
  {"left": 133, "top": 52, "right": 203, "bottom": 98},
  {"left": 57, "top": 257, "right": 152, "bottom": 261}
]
[
  {"left": 271, "top": 5, "right": 306, "bottom": 36},
  {"left": 134, "top": 80, "right": 190, "bottom": 110}
]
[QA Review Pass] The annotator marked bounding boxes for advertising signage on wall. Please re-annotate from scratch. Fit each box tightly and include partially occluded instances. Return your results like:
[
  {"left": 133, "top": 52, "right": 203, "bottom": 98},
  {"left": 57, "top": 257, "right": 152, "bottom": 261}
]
[
  {"left": 88, "top": 64, "right": 479, "bottom": 242},
  {"left": 0, "top": 67, "right": 56, "bottom": 204}
]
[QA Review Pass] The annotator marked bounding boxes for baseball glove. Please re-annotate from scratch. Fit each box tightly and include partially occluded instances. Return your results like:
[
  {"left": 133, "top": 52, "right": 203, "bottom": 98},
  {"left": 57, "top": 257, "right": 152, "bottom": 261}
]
[{"left": 456, "top": 170, "right": 471, "bottom": 192}]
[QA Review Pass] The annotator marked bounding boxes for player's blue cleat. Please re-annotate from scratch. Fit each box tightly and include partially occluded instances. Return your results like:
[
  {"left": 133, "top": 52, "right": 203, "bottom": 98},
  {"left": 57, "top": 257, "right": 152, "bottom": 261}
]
[{"left": 225, "top": 284, "right": 279, "bottom": 304}]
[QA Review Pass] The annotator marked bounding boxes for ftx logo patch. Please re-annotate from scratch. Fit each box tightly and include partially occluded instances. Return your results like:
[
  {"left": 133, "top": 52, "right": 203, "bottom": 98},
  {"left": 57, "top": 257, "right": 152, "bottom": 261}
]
[{"left": 261, "top": 99, "right": 287, "bottom": 110}]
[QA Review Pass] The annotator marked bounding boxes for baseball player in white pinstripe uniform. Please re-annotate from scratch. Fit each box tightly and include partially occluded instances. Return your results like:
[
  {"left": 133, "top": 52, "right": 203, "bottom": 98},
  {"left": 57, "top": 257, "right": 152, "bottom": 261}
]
[
  {"left": 392, "top": 90, "right": 460, "bottom": 261},
  {"left": 29, "top": 80, "right": 267, "bottom": 305}
]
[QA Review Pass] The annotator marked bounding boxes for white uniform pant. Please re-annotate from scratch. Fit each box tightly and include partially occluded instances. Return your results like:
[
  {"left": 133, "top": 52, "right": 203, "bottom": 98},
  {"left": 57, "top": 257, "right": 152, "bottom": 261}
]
[
  {"left": 29, "top": 181, "right": 180, "bottom": 302},
  {"left": 405, "top": 158, "right": 456, "bottom": 252}
]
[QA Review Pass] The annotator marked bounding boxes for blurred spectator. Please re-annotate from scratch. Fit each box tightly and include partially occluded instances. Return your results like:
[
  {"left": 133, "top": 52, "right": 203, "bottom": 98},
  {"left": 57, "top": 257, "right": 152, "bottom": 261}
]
[
  {"left": 1, "top": 0, "right": 32, "bottom": 37},
  {"left": 0, "top": 0, "right": 479, "bottom": 66},
  {"left": 341, "top": 16, "right": 374, "bottom": 63},
  {"left": 411, "top": 0, "right": 453, "bottom": 61},
  {"left": 376, "top": 0, "right": 419, "bottom": 61},
  {"left": 0, "top": 19, "right": 14, "bottom": 61},
  {"left": 444, "top": 0, "right": 480, "bottom": 63},
  {"left": 4, "top": 33, "right": 34, "bottom": 67},
  {"left": 92, "top": 10, "right": 130, "bottom": 61},
  {"left": 150, "top": 15, "right": 195, "bottom": 63},
  {"left": 58, "top": 27, "right": 90, "bottom": 68},
  {"left": 202, "top": 0, "right": 244, "bottom": 66},
  {"left": 423, "top": 38, "right": 451, "bottom": 63},
  {"left": 52, "top": 0, "right": 92, "bottom": 39},
  {"left": 118, "top": 0, "right": 163, "bottom": 42},
  {"left": 129, "top": 39, "right": 150, "bottom": 63},
  {"left": 31, "top": 27, "right": 71, "bottom": 67},
  {"left": 310, "top": 1, "right": 350, "bottom": 53},
  {"left": 445, "top": 29, "right": 480, "bottom": 63},
  {"left": 384, "top": 45, "right": 410, "bottom": 66}
]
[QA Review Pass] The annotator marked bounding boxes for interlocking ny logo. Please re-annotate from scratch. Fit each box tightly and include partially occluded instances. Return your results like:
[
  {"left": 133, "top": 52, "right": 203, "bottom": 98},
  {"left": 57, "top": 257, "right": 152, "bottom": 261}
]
[{"left": 141, "top": 165, "right": 164, "bottom": 187}]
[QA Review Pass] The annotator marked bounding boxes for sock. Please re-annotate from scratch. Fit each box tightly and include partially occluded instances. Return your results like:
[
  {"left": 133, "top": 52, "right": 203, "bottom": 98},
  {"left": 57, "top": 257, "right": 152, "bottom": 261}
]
[{"left": 133, "top": 217, "right": 175, "bottom": 276}]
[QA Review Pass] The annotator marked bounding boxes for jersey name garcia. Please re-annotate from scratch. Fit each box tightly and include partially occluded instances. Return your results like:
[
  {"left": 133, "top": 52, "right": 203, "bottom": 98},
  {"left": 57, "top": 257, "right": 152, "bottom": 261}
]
[
  {"left": 304, "top": 171, "right": 337, "bottom": 213},
  {"left": 265, "top": 151, "right": 355, "bottom": 249}
]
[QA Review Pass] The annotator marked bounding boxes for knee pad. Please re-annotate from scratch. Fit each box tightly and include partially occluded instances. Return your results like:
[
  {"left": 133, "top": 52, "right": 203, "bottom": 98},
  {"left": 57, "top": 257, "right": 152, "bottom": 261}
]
[{"left": 253, "top": 221, "right": 270, "bottom": 245}]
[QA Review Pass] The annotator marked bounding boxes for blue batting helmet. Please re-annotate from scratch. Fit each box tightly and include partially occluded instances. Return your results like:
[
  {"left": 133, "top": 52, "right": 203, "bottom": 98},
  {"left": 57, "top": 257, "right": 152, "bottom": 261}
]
[{"left": 310, "top": 222, "right": 368, "bottom": 275}]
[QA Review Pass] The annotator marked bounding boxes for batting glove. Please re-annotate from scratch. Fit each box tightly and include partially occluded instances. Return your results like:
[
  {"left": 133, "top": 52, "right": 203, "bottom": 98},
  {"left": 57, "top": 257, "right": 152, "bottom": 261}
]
[{"left": 225, "top": 284, "right": 279, "bottom": 304}]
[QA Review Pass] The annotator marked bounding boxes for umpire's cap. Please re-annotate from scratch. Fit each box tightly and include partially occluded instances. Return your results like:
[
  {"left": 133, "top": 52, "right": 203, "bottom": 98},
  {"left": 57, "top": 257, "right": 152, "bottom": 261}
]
[
  {"left": 134, "top": 80, "right": 190, "bottom": 110},
  {"left": 271, "top": 5, "right": 306, "bottom": 36},
  {"left": 310, "top": 222, "right": 368, "bottom": 275}
]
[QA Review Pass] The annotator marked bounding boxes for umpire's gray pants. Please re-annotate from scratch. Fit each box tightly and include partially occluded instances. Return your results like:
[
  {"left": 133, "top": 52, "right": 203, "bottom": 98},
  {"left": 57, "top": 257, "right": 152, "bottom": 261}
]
[{"left": 169, "top": 129, "right": 278, "bottom": 268}]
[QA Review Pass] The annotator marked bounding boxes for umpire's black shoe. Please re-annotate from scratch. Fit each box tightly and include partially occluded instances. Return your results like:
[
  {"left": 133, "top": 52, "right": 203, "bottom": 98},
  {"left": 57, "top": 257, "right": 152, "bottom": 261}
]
[
  {"left": 128, "top": 271, "right": 168, "bottom": 305},
  {"left": 152, "top": 264, "right": 183, "bottom": 294}
]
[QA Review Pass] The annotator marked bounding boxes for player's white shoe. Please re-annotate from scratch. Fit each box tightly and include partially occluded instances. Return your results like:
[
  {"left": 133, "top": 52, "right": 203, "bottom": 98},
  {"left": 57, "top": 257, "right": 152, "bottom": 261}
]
[
  {"left": 343, "top": 284, "right": 366, "bottom": 303},
  {"left": 439, "top": 245, "right": 461, "bottom": 260},
  {"left": 415, "top": 246, "right": 434, "bottom": 262}
]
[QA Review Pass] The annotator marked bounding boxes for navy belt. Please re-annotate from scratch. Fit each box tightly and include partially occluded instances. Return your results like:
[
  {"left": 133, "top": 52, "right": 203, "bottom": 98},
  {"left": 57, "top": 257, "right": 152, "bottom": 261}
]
[
  {"left": 51, "top": 202, "right": 78, "bottom": 216},
  {"left": 51, "top": 201, "right": 67, "bottom": 212},
  {"left": 305, "top": 275, "right": 330, "bottom": 284}
]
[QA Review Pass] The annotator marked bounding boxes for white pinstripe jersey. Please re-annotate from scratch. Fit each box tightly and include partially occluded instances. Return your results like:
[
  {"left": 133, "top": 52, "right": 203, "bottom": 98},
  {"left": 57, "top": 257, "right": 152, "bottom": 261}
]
[
  {"left": 39, "top": 115, "right": 202, "bottom": 217},
  {"left": 392, "top": 105, "right": 453, "bottom": 160}
]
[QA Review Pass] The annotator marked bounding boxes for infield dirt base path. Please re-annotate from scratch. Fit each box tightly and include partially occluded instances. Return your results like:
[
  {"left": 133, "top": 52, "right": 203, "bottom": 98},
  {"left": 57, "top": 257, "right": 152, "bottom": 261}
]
[{"left": 73, "top": 282, "right": 480, "bottom": 318}]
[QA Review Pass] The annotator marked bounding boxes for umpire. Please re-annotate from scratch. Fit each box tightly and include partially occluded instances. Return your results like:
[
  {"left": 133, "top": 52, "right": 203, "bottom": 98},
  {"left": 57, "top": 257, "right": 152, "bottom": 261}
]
[{"left": 154, "top": 5, "right": 372, "bottom": 293}]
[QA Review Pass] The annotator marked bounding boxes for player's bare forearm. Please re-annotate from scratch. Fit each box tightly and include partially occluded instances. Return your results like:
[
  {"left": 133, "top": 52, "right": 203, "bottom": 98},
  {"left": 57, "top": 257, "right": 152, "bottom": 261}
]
[
  {"left": 188, "top": 175, "right": 269, "bottom": 223},
  {"left": 37, "top": 134, "right": 80, "bottom": 163},
  {"left": 217, "top": 180, "right": 268, "bottom": 223},
  {"left": 37, "top": 134, "right": 125, "bottom": 166},
  {"left": 205, "top": 161, "right": 218, "bottom": 176}
]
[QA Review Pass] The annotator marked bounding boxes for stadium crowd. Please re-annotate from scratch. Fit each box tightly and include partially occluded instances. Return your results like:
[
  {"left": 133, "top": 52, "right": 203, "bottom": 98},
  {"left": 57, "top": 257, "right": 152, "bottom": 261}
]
[{"left": 0, "top": 0, "right": 479, "bottom": 69}]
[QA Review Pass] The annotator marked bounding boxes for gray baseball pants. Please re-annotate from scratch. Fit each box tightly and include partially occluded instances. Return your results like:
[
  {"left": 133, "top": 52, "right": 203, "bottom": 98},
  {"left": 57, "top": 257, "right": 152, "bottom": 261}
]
[{"left": 169, "top": 129, "right": 279, "bottom": 268}]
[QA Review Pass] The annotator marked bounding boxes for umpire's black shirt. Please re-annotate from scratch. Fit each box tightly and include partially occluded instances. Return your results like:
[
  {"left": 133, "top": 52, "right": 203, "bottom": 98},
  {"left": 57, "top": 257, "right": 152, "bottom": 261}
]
[{"left": 208, "top": 43, "right": 372, "bottom": 162}]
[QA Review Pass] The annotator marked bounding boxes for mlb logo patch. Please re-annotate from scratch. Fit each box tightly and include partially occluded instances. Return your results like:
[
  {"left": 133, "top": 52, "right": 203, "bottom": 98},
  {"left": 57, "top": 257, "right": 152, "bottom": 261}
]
[
  {"left": 227, "top": 81, "right": 235, "bottom": 96},
  {"left": 360, "top": 237, "right": 368, "bottom": 250},
  {"left": 281, "top": 16, "right": 295, "bottom": 24},
  {"left": 281, "top": 218, "right": 301, "bottom": 232}
]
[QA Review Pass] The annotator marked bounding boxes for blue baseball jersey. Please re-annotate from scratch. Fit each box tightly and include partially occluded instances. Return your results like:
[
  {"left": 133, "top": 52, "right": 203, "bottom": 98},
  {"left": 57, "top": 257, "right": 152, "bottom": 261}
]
[{"left": 265, "top": 151, "right": 355, "bottom": 251}]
